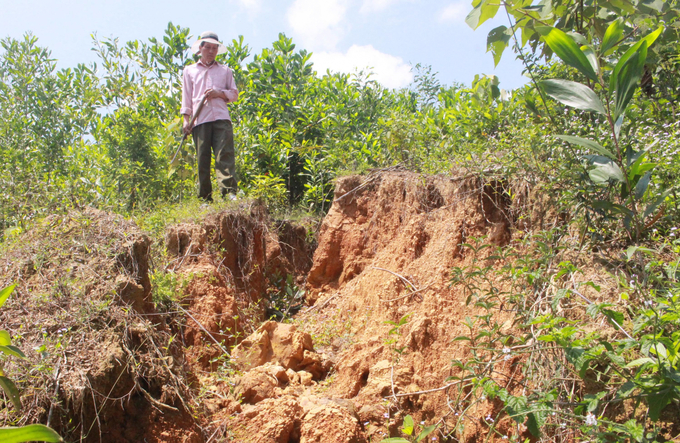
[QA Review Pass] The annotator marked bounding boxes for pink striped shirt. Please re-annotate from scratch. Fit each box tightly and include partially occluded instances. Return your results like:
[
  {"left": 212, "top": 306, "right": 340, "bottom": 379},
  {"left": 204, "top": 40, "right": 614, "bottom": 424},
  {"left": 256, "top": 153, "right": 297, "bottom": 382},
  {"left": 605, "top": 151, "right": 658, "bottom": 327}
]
[{"left": 181, "top": 60, "right": 239, "bottom": 125}]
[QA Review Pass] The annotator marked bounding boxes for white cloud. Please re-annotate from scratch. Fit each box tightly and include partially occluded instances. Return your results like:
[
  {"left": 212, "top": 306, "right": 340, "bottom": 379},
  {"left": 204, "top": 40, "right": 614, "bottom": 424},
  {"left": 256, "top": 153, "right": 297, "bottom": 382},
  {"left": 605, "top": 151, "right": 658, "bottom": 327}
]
[
  {"left": 311, "top": 45, "right": 413, "bottom": 89},
  {"left": 360, "top": 0, "right": 416, "bottom": 13},
  {"left": 286, "top": 0, "right": 349, "bottom": 50},
  {"left": 359, "top": 0, "right": 399, "bottom": 13},
  {"left": 233, "top": 0, "right": 262, "bottom": 13},
  {"left": 438, "top": 2, "right": 468, "bottom": 23}
]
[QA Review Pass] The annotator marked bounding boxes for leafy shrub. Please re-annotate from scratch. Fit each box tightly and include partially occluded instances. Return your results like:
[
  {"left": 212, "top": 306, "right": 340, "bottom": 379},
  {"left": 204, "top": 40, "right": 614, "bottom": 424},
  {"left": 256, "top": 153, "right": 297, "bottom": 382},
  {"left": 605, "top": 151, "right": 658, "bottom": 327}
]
[{"left": 447, "top": 232, "right": 680, "bottom": 442}]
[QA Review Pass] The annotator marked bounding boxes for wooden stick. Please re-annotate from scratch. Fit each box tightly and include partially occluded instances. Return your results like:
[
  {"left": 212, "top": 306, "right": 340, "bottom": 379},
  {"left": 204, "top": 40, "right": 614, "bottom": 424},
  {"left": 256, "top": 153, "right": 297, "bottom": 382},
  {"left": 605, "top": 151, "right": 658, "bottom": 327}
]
[{"left": 171, "top": 95, "right": 209, "bottom": 164}]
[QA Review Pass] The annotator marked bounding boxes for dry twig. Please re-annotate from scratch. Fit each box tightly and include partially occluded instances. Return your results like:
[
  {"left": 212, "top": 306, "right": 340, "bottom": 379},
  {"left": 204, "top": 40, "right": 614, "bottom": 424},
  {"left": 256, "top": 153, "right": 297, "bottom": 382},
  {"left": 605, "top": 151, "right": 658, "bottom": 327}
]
[{"left": 372, "top": 267, "right": 430, "bottom": 302}]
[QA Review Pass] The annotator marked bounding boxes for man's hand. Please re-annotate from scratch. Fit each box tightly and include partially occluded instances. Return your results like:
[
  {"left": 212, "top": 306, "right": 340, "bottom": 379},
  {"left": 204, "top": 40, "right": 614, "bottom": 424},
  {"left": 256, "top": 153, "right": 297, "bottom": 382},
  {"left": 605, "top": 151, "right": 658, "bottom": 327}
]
[
  {"left": 204, "top": 88, "right": 227, "bottom": 100},
  {"left": 182, "top": 114, "right": 193, "bottom": 136}
]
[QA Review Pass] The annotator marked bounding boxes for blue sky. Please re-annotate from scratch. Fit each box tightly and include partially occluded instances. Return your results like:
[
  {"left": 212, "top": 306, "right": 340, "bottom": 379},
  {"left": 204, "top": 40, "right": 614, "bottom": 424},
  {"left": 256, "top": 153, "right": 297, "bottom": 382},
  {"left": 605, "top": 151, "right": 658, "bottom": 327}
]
[{"left": 1, "top": 0, "right": 529, "bottom": 91}]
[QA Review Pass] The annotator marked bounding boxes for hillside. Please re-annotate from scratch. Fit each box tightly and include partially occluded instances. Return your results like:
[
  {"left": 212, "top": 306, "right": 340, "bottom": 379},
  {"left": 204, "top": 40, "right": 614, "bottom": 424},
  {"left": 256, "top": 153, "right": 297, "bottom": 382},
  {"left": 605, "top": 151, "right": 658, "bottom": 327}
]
[
  {"left": 1, "top": 3, "right": 680, "bottom": 441},
  {"left": 1, "top": 170, "right": 678, "bottom": 442}
]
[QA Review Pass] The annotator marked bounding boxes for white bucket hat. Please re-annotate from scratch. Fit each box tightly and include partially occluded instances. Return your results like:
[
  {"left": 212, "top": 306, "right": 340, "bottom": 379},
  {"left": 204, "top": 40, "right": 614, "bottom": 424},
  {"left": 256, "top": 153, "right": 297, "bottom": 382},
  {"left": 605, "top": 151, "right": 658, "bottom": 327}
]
[{"left": 191, "top": 31, "right": 228, "bottom": 55}]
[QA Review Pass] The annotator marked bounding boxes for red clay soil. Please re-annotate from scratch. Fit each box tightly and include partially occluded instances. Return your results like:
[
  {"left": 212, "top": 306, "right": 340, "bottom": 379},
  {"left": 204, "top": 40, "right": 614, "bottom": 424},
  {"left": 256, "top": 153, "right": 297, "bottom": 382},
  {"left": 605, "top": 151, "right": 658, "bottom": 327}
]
[
  {"left": 4, "top": 171, "right": 634, "bottom": 442},
  {"left": 300, "top": 172, "right": 518, "bottom": 442},
  {"left": 206, "top": 171, "right": 537, "bottom": 443}
]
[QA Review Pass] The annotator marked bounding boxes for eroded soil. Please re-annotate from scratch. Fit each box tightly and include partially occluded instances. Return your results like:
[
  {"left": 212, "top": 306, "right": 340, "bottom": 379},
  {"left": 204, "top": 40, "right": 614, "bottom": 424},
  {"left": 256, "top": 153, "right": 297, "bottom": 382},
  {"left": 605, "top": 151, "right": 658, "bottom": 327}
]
[{"left": 3, "top": 171, "right": 660, "bottom": 442}]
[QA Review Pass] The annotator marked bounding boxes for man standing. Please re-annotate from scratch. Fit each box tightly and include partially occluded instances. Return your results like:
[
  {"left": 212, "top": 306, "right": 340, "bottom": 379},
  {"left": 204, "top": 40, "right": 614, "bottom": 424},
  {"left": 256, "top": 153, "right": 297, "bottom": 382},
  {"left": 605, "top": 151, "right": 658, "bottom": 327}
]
[{"left": 181, "top": 31, "right": 239, "bottom": 201}]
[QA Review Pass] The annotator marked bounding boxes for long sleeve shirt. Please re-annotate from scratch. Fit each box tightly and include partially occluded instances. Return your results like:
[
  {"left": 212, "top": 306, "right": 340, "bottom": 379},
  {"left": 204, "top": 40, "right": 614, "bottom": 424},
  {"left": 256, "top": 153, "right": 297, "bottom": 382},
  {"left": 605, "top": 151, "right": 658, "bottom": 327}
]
[{"left": 181, "top": 60, "right": 239, "bottom": 125}]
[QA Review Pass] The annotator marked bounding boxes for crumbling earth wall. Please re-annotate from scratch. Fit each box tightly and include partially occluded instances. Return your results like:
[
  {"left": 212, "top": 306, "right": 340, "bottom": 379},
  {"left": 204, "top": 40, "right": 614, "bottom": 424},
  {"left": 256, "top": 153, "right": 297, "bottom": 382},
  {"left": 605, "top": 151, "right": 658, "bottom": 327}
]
[
  {"left": 301, "top": 172, "right": 517, "bottom": 442},
  {"left": 216, "top": 171, "right": 527, "bottom": 443},
  {"left": 0, "top": 172, "right": 535, "bottom": 443},
  {"left": 0, "top": 208, "right": 202, "bottom": 443}
]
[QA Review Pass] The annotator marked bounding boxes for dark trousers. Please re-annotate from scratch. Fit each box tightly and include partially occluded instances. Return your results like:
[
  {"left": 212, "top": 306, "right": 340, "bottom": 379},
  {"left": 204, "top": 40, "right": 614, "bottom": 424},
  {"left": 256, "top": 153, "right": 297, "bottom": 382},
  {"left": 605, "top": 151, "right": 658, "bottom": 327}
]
[{"left": 192, "top": 119, "right": 237, "bottom": 200}]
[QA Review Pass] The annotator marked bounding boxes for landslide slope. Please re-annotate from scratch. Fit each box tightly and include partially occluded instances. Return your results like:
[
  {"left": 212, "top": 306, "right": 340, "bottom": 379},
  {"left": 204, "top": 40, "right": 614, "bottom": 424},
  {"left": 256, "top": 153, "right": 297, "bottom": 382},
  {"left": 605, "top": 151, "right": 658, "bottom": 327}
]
[
  {"left": 0, "top": 172, "right": 532, "bottom": 443},
  {"left": 5, "top": 171, "right": 668, "bottom": 443},
  {"left": 299, "top": 171, "right": 520, "bottom": 442},
  {"left": 220, "top": 170, "right": 544, "bottom": 443}
]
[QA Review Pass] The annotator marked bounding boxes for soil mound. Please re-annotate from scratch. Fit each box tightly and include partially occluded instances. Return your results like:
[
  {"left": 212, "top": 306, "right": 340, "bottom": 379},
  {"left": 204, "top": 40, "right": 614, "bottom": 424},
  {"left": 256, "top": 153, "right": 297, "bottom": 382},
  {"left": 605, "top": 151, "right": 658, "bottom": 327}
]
[
  {"left": 0, "top": 204, "right": 318, "bottom": 442},
  {"left": 163, "top": 206, "right": 315, "bottom": 371},
  {"left": 214, "top": 171, "right": 522, "bottom": 442},
  {"left": 0, "top": 208, "right": 200, "bottom": 442},
  {"left": 298, "top": 171, "right": 517, "bottom": 442},
  {"left": 0, "top": 171, "right": 563, "bottom": 442}
]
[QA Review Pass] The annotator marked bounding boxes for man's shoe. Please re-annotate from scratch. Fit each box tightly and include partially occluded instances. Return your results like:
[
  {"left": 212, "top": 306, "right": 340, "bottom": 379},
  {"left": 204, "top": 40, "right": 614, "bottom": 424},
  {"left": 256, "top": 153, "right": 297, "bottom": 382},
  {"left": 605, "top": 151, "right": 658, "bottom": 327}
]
[{"left": 222, "top": 190, "right": 238, "bottom": 201}]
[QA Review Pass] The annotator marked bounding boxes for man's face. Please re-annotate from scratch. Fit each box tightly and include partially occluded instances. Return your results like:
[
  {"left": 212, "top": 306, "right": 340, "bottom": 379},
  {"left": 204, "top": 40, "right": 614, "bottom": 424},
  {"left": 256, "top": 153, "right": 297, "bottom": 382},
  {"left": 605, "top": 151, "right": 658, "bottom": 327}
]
[{"left": 200, "top": 42, "right": 219, "bottom": 63}]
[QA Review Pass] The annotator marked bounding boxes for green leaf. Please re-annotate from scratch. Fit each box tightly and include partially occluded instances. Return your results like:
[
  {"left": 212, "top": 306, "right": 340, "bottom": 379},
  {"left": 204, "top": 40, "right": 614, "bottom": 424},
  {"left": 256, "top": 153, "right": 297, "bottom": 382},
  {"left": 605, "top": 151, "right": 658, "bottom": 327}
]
[
  {"left": 521, "top": 25, "right": 535, "bottom": 48},
  {"left": 466, "top": 0, "right": 500, "bottom": 30},
  {"left": 648, "top": 388, "right": 673, "bottom": 421},
  {"left": 649, "top": 342, "right": 668, "bottom": 360},
  {"left": 540, "top": 79, "right": 605, "bottom": 114},
  {"left": 465, "top": 4, "right": 483, "bottom": 29},
  {"left": 601, "top": 18, "right": 625, "bottom": 56},
  {"left": 627, "top": 145, "right": 648, "bottom": 168},
  {"left": 613, "top": 41, "right": 647, "bottom": 120},
  {"left": 644, "top": 190, "right": 670, "bottom": 219},
  {"left": 614, "top": 114, "right": 624, "bottom": 139},
  {"left": 0, "top": 425, "right": 62, "bottom": 443},
  {"left": 504, "top": 395, "right": 529, "bottom": 423},
  {"left": 565, "top": 347, "right": 587, "bottom": 373},
  {"left": 0, "top": 330, "right": 11, "bottom": 346},
  {"left": 612, "top": 0, "right": 637, "bottom": 14},
  {"left": 0, "top": 345, "right": 26, "bottom": 359},
  {"left": 0, "top": 284, "right": 16, "bottom": 309},
  {"left": 416, "top": 424, "right": 438, "bottom": 442},
  {"left": 626, "top": 357, "right": 655, "bottom": 368},
  {"left": 478, "top": 0, "right": 501, "bottom": 27},
  {"left": 668, "top": 370, "right": 680, "bottom": 384},
  {"left": 581, "top": 45, "right": 599, "bottom": 74},
  {"left": 617, "top": 380, "right": 637, "bottom": 398},
  {"left": 585, "top": 392, "right": 604, "bottom": 412},
  {"left": 611, "top": 204, "right": 634, "bottom": 217},
  {"left": 567, "top": 32, "right": 588, "bottom": 46},
  {"left": 602, "top": 309, "right": 625, "bottom": 327},
  {"left": 380, "top": 439, "right": 410, "bottom": 443},
  {"left": 402, "top": 415, "right": 414, "bottom": 436},
  {"left": 585, "top": 155, "right": 625, "bottom": 183},
  {"left": 543, "top": 28, "right": 598, "bottom": 81},
  {"left": 625, "top": 246, "right": 655, "bottom": 261},
  {"left": 628, "top": 145, "right": 658, "bottom": 177},
  {"left": 610, "top": 27, "right": 663, "bottom": 104},
  {"left": 631, "top": 163, "right": 656, "bottom": 179},
  {"left": 623, "top": 419, "right": 645, "bottom": 442},
  {"left": 634, "top": 171, "right": 652, "bottom": 200},
  {"left": 526, "top": 412, "right": 544, "bottom": 437},
  {"left": 640, "top": 0, "right": 664, "bottom": 12},
  {"left": 487, "top": 26, "right": 511, "bottom": 67},
  {"left": 0, "top": 376, "right": 21, "bottom": 410},
  {"left": 557, "top": 135, "right": 614, "bottom": 159}
]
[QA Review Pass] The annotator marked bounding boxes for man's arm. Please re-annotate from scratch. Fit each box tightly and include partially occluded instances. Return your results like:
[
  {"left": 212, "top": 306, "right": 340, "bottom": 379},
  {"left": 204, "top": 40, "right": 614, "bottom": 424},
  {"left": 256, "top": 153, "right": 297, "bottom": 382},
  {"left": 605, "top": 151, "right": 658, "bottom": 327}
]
[
  {"left": 218, "top": 67, "right": 239, "bottom": 103},
  {"left": 181, "top": 68, "right": 194, "bottom": 135}
]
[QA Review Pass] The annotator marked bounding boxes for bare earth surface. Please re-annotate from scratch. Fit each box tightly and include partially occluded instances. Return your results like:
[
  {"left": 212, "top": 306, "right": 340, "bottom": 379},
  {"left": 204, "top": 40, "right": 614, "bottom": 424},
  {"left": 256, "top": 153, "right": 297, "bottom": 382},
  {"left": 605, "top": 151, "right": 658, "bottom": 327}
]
[
  {"left": 205, "top": 172, "right": 522, "bottom": 442},
  {"left": 4, "top": 171, "right": 649, "bottom": 442}
]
